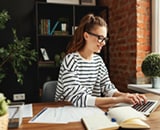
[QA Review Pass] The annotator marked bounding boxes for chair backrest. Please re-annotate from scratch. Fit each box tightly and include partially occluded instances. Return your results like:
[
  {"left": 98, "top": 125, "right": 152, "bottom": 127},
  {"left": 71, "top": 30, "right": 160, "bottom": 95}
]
[{"left": 41, "top": 80, "right": 57, "bottom": 102}]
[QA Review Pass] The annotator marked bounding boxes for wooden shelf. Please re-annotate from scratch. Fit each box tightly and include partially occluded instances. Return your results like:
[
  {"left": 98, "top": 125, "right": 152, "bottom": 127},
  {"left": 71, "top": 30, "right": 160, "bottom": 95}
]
[
  {"left": 35, "top": 1, "right": 109, "bottom": 89},
  {"left": 38, "top": 61, "right": 55, "bottom": 68}
]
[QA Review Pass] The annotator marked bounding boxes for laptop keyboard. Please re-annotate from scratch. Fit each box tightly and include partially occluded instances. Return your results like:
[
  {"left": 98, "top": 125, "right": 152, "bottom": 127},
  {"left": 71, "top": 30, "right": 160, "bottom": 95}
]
[{"left": 132, "top": 100, "right": 158, "bottom": 116}]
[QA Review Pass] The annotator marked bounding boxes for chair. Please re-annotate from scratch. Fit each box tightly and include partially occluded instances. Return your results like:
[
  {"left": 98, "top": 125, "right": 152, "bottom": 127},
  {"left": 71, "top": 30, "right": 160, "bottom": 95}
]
[{"left": 41, "top": 80, "right": 57, "bottom": 102}]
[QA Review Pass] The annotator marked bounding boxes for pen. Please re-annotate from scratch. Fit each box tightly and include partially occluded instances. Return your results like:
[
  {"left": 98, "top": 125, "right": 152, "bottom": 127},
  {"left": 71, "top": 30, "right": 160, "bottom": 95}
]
[
  {"left": 105, "top": 112, "right": 108, "bottom": 115},
  {"left": 105, "top": 112, "right": 117, "bottom": 122},
  {"left": 111, "top": 118, "right": 116, "bottom": 122},
  {"left": 30, "top": 107, "right": 47, "bottom": 121}
]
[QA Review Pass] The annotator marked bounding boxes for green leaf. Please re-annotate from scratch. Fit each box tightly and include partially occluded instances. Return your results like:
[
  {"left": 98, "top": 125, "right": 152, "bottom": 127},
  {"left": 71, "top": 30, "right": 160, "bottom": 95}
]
[
  {"left": 142, "top": 53, "right": 160, "bottom": 77},
  {"left": 0, "top": 12, "right": 38, "bottom": 85}
]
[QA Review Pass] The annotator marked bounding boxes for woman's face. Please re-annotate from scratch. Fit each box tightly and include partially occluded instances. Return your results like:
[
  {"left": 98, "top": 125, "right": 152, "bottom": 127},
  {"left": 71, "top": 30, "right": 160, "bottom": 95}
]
[{"left": 84, "top": 26, "right": 107, "bottom": 53}]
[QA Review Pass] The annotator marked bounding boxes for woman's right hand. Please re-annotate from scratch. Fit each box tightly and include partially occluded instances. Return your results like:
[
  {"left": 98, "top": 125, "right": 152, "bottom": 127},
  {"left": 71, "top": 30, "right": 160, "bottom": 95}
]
[{"left": 118, "top": 93, "right": 147, "bottom": 105}]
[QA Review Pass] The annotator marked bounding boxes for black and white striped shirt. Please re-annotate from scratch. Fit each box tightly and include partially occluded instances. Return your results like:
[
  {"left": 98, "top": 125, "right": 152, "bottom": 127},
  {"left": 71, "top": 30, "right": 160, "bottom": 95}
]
[{"left": 55, "top": 52, "right": 117, "bottom": 107}]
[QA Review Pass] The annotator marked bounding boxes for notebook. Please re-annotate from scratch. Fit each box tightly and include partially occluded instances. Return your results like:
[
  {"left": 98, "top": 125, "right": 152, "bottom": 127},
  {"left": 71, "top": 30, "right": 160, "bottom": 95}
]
[
  {"left": 82, "top": 106, "right": 150, "bottom": 130},
  {"left": 82, "top": 100, "right": 159, "bottom": 130}
]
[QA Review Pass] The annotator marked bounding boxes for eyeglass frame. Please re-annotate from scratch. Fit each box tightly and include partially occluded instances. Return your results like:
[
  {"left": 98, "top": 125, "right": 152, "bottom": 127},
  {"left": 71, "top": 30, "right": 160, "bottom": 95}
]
[{"left": 86, "top": 31, "right": 109, "bottom": 43}]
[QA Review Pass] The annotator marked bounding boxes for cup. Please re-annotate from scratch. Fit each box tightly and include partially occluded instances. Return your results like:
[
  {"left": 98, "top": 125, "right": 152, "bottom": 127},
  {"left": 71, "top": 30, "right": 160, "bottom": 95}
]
[{"left": 61, "top": 23, "right": 67, "bottom": 32}]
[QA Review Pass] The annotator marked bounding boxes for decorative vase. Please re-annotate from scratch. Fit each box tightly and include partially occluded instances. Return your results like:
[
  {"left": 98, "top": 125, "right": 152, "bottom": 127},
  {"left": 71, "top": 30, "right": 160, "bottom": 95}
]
[
  {"left": 0, "top": 113, "right": 8, "bottom": 130},
  {"left": 151, "top": 77, "right": 160, "bottom": 89}
]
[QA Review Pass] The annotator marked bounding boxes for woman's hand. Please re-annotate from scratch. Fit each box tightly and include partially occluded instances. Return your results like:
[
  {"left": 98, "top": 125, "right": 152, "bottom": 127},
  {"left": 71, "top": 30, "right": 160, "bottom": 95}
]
[
  {"left": 95, "top": 92, "right": 147, "bottom": 107},
  {"left": 121, "top": 93, "right": 147, "bottom": 105},
  {"left": 113, "top": 91, "right": 147, "bottom": 105}
]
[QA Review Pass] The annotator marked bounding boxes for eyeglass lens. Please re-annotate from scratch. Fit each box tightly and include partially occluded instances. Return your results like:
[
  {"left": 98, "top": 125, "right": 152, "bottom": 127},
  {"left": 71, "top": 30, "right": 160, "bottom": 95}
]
[{"left": 86, "top": 31, "right": 108, "bottom": 43}]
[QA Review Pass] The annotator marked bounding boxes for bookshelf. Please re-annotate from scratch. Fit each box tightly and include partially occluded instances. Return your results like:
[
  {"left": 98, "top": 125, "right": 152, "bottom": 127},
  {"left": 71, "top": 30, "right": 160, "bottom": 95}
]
[{"left": 35, "top": 1, "right": 109, "bottom": 91}]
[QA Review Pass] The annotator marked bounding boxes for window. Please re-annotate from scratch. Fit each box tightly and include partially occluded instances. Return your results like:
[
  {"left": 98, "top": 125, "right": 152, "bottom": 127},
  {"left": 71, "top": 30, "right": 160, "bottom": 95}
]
[{"left": 152, "top": 0, "right": 160, "bottom": 53}]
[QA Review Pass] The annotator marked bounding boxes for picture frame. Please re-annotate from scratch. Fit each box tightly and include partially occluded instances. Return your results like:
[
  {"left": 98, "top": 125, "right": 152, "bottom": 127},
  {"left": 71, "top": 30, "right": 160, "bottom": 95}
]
[
  {"left": 80, "top": 0, "right": 96, "bottom": 6},
  {"left": 40, "top": 48, "right": 50, "bottom": 61}
]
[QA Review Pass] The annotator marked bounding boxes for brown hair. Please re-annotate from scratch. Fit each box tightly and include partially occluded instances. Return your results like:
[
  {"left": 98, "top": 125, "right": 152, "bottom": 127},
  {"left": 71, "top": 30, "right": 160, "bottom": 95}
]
[{"left": 66, "top": 13, "right": 107, "bottom": 54}]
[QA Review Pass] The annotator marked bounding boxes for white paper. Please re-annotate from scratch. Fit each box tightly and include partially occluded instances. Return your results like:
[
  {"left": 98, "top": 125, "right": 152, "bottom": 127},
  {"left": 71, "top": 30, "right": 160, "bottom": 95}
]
[
  {"left": 29, "top": 106, "right": 103, "bottom": 124},
  {"left": 9, "top": 104, "right": 33, "bottom": 119},
  {"left": 108, "top": 106, "right": 146, "bottom": 123},
  {"left": 22, "top": 104, "right": 33, "bottom": 117}
]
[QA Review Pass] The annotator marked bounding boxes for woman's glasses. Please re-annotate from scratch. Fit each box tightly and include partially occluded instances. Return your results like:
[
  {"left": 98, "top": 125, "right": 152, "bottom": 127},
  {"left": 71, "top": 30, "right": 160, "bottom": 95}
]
[{"left": 86, "top": 31, "right": 109, "bottom": 43}]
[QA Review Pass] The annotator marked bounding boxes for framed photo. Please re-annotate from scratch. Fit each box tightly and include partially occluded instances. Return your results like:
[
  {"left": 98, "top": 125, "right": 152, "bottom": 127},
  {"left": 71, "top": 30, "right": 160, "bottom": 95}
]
[
  {"left": 80, "top": 0, "right": 96, "bottom": 6},
  {"left": 40, "top": 48, "right": 50, "bottom": 61}
]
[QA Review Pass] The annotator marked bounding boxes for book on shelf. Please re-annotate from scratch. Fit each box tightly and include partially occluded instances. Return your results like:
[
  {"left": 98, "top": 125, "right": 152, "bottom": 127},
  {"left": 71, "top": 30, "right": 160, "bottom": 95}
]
[
  {"left": 81, "top": 106, "right": 150, "bottom": 130},
  {"left": 50, "top": 21, "right": 60, "bottom": 35},
  {"left": 40, "top": 19, "right": 61, "bottom": 35},
  {"left": 40, "top": 19, "right": 51, "bottom": 35}
]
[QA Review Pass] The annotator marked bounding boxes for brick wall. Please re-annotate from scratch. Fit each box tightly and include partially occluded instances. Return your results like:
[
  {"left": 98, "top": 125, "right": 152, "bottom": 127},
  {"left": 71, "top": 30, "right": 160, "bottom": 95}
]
[{"left": 97, "top": 0, "right": 151, "bottom": 92}]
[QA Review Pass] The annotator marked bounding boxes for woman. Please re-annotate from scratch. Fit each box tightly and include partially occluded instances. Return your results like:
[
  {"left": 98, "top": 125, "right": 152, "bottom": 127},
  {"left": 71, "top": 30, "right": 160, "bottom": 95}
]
[{"left": 55, "top": 14, "right": 147, "bottom": 107}]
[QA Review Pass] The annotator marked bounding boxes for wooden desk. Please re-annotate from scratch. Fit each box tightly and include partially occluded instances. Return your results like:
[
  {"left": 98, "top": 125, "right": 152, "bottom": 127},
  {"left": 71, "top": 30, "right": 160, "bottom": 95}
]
[{"left": 9, "top": 93, "right": 160, "bottom": 130}]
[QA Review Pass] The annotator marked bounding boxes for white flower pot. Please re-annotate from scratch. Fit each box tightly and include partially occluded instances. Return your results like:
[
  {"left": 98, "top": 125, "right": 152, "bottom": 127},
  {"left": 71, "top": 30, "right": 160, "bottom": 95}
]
[{"left": 151, "top": 77, "right": 160, "bottom": 89}]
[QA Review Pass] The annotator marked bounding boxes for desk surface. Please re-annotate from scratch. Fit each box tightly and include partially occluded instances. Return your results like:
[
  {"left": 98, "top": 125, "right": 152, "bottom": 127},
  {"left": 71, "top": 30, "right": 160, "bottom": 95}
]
[{"left": 9, "top": 93, "right": 160, "bottom": 130}]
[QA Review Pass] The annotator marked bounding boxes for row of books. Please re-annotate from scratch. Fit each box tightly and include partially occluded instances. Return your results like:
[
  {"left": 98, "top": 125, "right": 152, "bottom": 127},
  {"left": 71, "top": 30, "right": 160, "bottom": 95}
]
[{"left": 39, "top": 19, "right": 60, "bottom": 35}]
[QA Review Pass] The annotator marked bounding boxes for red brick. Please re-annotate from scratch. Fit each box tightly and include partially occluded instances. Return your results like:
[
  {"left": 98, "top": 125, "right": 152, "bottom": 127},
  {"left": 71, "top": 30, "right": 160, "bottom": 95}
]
[{"left": 98, "top": 0, "right": 151, "bottom": 90}]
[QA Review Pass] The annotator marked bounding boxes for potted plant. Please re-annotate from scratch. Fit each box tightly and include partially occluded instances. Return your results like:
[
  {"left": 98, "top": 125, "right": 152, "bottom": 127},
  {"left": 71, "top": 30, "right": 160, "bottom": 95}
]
[
  {"left": 0, "top": 9, "right": 37, "bottom": 129},
  {"left": 0, "top": 93, "right": 10, "bottom": 130},
  {"left": 141, "top": 53, "right": 160, "bottom": 88},
  {"left": 0, "top": 10, "right": 37, "bottom": 85}
]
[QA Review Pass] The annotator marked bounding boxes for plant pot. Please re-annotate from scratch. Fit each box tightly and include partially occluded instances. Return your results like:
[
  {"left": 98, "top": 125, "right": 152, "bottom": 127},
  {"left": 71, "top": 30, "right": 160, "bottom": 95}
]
[
  {"left": 151, "top": 77, "right": 160, "bottom": 89},
  {"left": 0, "top": 113, "right": 8, "bottom": 130}
]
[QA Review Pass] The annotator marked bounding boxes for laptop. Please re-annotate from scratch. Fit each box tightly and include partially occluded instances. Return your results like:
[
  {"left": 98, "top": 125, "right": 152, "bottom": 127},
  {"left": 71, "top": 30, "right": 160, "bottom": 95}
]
[
  {"left": 131, "top": 100, "right": 159, "bottom": 116},
  {"left": 114, "top": 100, "right": 159, "bottom": 116}
]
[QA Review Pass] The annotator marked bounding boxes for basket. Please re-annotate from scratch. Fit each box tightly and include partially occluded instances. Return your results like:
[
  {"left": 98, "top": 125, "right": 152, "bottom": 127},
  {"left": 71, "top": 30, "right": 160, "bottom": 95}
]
[{"left": 0, "top": 113, "right": 8, "bottom": 130}]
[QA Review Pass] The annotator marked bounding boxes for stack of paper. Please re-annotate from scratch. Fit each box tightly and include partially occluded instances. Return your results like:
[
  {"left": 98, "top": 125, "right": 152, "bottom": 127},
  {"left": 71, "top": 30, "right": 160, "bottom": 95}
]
[{"left": 29, "top": 106, "right": 104, "bottom": 124}]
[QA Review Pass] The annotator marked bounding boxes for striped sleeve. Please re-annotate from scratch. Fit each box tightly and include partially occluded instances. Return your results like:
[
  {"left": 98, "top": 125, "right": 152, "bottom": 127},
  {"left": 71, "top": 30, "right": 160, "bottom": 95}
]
[{"left": 98, "top": 58, "right": 118, "bottom": 97}]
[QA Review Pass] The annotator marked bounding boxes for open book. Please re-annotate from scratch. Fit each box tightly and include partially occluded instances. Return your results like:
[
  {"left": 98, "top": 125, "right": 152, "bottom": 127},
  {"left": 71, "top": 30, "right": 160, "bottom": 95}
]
[{"left": 82, "top": 106, "right": 150, "bottom": 130}]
